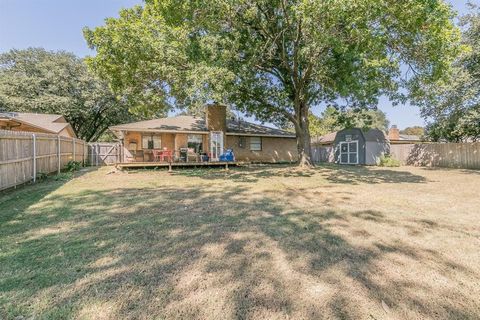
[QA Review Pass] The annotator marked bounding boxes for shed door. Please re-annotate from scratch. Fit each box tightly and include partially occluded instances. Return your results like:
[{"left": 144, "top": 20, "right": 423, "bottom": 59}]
[{"left": 339, "top": 141, "right": 359, "bottom": 164}]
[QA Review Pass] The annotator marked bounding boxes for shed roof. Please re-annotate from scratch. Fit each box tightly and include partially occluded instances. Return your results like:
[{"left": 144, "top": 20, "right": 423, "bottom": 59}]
[{"left": 312, "top": 128, "right": 388, "bottom": 145}]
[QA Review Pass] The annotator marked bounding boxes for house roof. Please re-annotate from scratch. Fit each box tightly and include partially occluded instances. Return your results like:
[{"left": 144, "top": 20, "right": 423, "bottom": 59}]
[
  {"left": 110, "top": 115, "right": 296, "bottom": 137},
  {"left": 398, "top": 134, "right": 421, "bottom": 141},
  {"left": 0, "top": 112, "right": 75, "bottom": 136},
  {"left": 311, "top": 131, "right": 337, "bottom": 145}
]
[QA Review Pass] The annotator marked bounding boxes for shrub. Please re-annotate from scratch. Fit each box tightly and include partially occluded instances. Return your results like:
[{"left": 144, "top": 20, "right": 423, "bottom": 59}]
[
  {"left": 36, "top": 172, "right": 48, "bottom": 180},
  {"left": 65, "top": 160, "right": 82, "bottom": 172},
  {"left": 379, "top": 155, "right": 401, "bottom": 167},
  {"left": 54, "top": 172, "right": 73, "bottom": 181}
]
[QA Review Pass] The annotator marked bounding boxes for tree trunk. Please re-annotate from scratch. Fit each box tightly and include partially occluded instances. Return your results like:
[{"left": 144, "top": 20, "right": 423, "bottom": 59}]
[{"left": 294, "top": 102, "right": 314, "bottom": 167}]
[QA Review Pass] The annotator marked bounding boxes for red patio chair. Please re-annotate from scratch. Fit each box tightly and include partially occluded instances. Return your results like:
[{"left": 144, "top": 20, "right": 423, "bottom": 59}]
[
  {"left": 160, "top": 149, "right": 173, "bottom": 162},
  {"left": 153, "top": 149, "right": 162, "bottom": 162}
]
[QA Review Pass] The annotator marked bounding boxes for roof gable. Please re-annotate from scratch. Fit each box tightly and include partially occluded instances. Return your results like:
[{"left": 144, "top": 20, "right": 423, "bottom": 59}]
[{"left": 0, "top": 112, "right": 74, "bottom": 136}]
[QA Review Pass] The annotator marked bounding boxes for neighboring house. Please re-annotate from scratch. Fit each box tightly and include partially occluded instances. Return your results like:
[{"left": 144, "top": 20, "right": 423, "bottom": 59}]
[
  {"left": 311, "top": 128, "right": 389, "bottom": 165},
  {"left": 387, "top": 125, "right": 422, "bottom": 144},
  {"left": 0, "top": 112, "right": 76, "bottom": 138},
  {"left": 109, "top": 104, "right": 297, "bottom": 163}
]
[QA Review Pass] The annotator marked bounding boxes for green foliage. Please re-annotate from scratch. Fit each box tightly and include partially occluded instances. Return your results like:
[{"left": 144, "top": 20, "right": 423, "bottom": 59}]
[
  {"left": 309, "top": 106, "right": 389, "bottom": 138},
  {"left": 84, "top": 0, "right": 461, "bottom": 164},
  {"left": 379, "top": 155, "right": 400, "bottom": 167},
  {"left": 53, "top": 172, "right": 74, "bottom": 181},
  {"left": 413, "top": 4, "right": 480, "bottom": 142},
  {"left": 0, "top": 48, "right": 135, "bottom": 141},
  {"left": 65, "top": 160, "right": 81, "bottom": 172},
  {"left": 36, "top": 172, "right": 49, "bottom": 181},
  {"left": 400, "top": 126, "right": 425, "bottom": 137}
]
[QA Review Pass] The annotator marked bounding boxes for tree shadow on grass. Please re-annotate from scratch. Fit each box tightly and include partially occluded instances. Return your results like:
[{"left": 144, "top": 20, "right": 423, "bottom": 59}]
[
  {"left": 170, "top": 163, "right": 315, "bottom": 183},
  {"left": 0, "top": 179, "right": 478, "bottom": 319},
  {"left": 170, "top": 163, "right": 428, "bottom": 185},
  {"left": 317, "top": 164, "right": 428, "bottom": 184}
]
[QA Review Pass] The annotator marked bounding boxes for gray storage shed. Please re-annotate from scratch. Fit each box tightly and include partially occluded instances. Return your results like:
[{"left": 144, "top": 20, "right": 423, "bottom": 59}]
[{"left": 333, "top": 128, "right": 389, "bottom": 165}]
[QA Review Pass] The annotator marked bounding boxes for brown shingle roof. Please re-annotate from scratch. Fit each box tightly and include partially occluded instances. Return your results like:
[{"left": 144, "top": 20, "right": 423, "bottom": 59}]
[
  {"left": 110, "top": 116, "right": 207, "bottom": 132},
  {"left": 0, "top": 112, "right": 74, "bottom": 135},
  {"left": 110, "top": 115, "right": 295, "bottom": 137},
  {"left": 311, "top": 131, "right": 337, "bottom": 145}
]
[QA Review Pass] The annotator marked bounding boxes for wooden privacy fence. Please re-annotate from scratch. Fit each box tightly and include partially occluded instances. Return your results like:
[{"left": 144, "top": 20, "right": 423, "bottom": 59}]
[
  {"left": 390, "top": 142, "right": 480, "bottom": 169},
  {"left": 312, "top": 146, "right": 334, "bottom": 163},
  {"left": 0, "top": 130, "right": 86, "bottom": 191},
  {"left": 88, "top": 142, "right": 122, "bottom": 166}
]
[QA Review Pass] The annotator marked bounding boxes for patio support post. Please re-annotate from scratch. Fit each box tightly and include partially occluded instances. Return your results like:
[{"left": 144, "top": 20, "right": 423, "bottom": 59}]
[{"left": 168, "top": 163, "right": 172, "bottom": 172}]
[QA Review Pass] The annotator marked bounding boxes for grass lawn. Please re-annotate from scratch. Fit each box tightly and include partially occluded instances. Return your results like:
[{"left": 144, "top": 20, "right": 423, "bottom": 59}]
[{"left": 1, "top": 164, "right": 479, "bottom": 319}]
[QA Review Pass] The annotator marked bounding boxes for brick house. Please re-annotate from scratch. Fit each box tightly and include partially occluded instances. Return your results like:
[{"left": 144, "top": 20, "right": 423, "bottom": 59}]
[{"left": 109, "top": 104, "right": 298, "bottom": 163}]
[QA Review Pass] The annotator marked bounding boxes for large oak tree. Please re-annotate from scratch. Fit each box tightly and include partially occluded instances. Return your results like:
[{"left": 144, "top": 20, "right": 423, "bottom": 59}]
[
  {"left": 0, "top": 48, "right": 134, "bottom": 141},
  {"left": 413, "top": 3, "right": 480, "bottom": 142},
  {"left": 84, "top": 0, "right": 460, "bottom": 165}
]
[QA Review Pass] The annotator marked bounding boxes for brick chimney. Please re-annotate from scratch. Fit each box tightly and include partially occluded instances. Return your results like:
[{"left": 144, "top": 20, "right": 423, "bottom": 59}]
[
  {"left": 388, "top": 125, "right": 400, "bottom": 141},
  {"left": 205, "top": 104, "right": 227, "bottom": 132}
]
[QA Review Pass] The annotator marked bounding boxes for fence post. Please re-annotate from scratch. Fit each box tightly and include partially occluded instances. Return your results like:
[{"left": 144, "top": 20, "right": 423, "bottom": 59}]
[
  {"left": 72, "top": 138, "right": 76, "bottom": 162},
  {"left": 96, "top": 144, "right": 99, "bottom": 166},
  {"left": 32, "top": 133, "right": 36, "bottom": 183},
  {"left": 90, "top": 143, "right": 94, "bottom": 166},
  {"left": 57, "top": 136, "right": 61, "bottom": 174},
  {"left": 83, "top": 140, "right": 86, "bottom": 166}
]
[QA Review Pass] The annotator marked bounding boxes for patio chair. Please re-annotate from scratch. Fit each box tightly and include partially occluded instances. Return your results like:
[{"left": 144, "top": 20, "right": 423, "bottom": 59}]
[
  {"left": 186, "top": 148, "right": 198, "bottom": 162},
  {"left": 152, "top": 149, "right": 162, "bottom": 162},
  {"left": 160, "top": 148, "right": 173, "bottom": 162}
]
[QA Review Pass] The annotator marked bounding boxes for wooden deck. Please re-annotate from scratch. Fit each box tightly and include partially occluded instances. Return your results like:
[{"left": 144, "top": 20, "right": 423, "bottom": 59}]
[{"left": 115, "top": 161, "right": 247, "bottom": 170}]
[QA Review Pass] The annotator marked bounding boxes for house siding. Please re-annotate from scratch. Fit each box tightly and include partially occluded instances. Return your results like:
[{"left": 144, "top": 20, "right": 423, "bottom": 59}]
[
  {"left": 122, "top": 131, "right": 297, "bottom": 163},
  {"left": 226, "top": 135, "right": 297, "bottom": 162}
]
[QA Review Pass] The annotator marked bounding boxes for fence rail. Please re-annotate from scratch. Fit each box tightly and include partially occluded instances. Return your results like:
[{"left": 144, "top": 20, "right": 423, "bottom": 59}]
[
  {"left": 0, "top": 130, "right": 86, "bottom": 191},
  {"left": 390, "top": 142, "right": 480, "bottom": 169},
  {"left": 87, "top": 142, "right": 122, "bottom": 166}
]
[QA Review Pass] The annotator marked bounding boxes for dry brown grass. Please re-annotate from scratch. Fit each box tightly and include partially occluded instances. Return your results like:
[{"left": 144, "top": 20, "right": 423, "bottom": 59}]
[{"left": 1, "top": 164, "right": 479, "bottom": 319}]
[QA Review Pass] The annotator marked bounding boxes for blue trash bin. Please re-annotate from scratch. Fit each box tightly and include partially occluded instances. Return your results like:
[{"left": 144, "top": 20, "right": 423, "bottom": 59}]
[{"left": 219, "top": 149, "right": 235, "bottom": 162}]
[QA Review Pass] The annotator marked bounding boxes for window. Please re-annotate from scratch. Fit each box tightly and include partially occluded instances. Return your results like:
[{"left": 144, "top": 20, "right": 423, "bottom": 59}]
[
  {"left": 238, "top": 136, "right": 246, "bottom": 149},
  {"left": 142, "top": 135, "right": 161, "bottom": 149},
  {"left": 250, "top": 136, "right": 262, "bottom": 151},
  {"left": 187, "top": 134, "right": 203, "bottom": 153}
]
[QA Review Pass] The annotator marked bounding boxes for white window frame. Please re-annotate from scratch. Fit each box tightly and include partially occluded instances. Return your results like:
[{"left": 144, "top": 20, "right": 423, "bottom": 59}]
[
  {"left": 338, "top": 140, "right": 359, "bottom": 164},
  {"left": 142, "top": 134, "right": 161, "bottom": 149},
  {"left": 249, "top": 136, "right": 262, "bottom": 151},
  {"left": 210, "top": 131, "right": 224, "bottom": 161}
]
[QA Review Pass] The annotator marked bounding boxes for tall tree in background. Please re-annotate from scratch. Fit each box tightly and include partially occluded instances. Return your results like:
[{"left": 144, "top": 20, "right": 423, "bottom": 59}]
[
  {"left": 84, "top": 0, "right": 460, "bottom": 166},
  {"left": 414, "top": 3, "right": 480, "bottom": 142},
  {"left": 0, "top": 48, "right": 133, "bottom": 141},
  {"left": 400, "top": 126, "right": 425, "bottom": 137},
  {"left": 309, "top": 106, "right": 389, "bottom": 138}
]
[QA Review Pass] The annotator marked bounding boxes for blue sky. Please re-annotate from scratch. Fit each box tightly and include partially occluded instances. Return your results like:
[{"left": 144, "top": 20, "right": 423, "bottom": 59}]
[{"left": 0, "top": 0, "right": 472, "bottom": 129}]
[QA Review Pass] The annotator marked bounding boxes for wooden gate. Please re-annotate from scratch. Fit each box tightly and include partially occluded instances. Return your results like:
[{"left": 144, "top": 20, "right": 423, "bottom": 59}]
[{"left": 88, "top": 142, "right": 121, "bottom": 166}]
